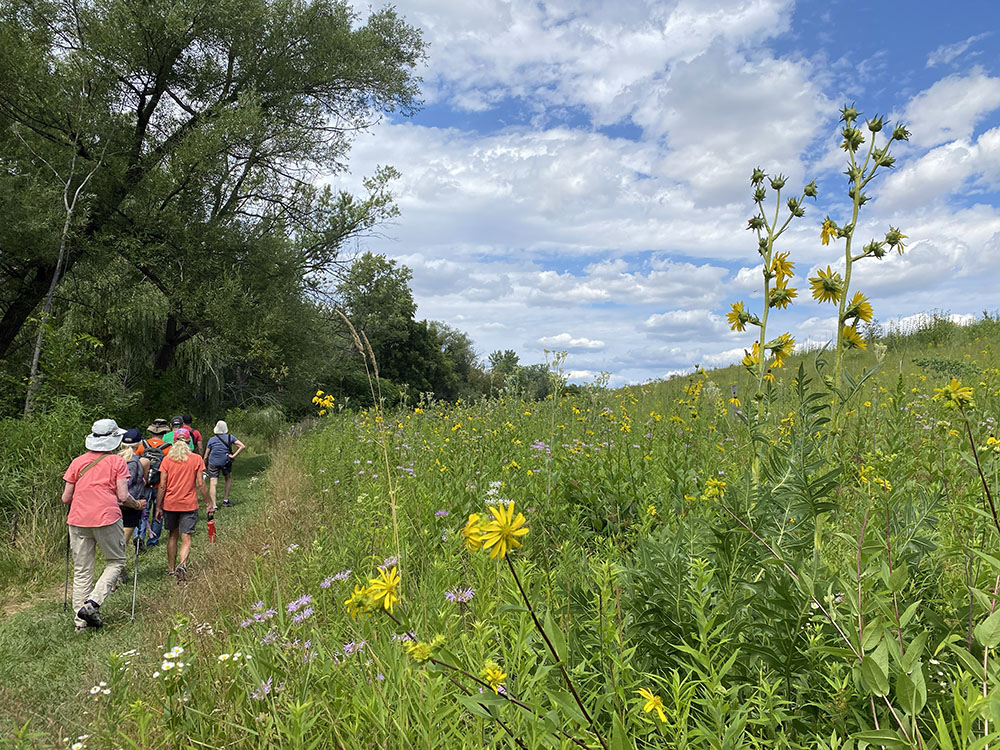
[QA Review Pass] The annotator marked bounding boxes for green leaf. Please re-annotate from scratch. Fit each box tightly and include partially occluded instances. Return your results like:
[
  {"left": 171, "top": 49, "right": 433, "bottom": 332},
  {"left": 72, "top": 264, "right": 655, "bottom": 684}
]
[
  {"left": 543, "top": 611, "right": 569, "bottom": 664},
  {"left": 860, "top": 654, "right": 889, "bottom": 697},
  {"left": 610, "top": 712, "right": 630, "bottom": 750},
  {"left": 900, "top": 631, "right": 929, "bottom": 674},
  {"left": 895, "top": 662, "right": 926, "bottom": 714},
  {"left": 456, "top": 694, "right": 495, "bottom": 720},
  {"left": 975, "top": 609, "right": 1000, "bottom": 648},
  {"left": 546, "top": 690, "right": 586, "bottom": 726},
  {"left": 852, "top": 729, "right": 908, "bottom": 749},
  {"left": 888, "top": 563, "right": 908, "bottom": 593},
  {"left": 899, "top": 600, "right": 922, "bottom": 629}
]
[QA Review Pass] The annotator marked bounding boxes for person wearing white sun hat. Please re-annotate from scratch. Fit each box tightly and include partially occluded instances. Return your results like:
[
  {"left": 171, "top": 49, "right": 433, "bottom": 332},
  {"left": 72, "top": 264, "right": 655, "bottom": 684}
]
[
  {"left": 61, "top": 419, "right": 145, "bottom": 631},
  {"left": 205, "top": 420, "right": 246, "bottom": 508}
]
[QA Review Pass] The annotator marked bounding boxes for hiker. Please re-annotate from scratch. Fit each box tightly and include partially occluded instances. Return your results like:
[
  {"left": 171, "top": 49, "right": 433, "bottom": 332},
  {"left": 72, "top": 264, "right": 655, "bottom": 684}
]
[
  {"left": 155, "top": 440, "right": 212, "bottom": 581},
  {"left": 134, "top": 418, "right": 170, "bottom": 547},
  {"left": 183, "top": 414, "right": 204, "bottom": 456},
  {"left": 118, "top": 430, "right": 150, "bottom": 551},
  {"left": 164, "top": 415, "right": 195, "bottom": 450},
  {"left": 205, "top": 420, "right": 246, "bottom": 508},
  {"left": 61, "top": 419, "right": 145, "bottom": 631}
]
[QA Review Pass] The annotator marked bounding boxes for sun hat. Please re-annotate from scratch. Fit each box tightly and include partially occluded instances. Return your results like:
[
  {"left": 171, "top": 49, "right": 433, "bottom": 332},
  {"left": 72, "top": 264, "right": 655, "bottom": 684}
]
[
  {"left": 121, "top": 428, "right": 143, "bottom": 446},
  {"left": 213, "top": 420, "right": 229, "bottom": 434},
  {"left": 147, "top": 418, "right": 170, "bottom": 435},
  {"left": 86, "top": 419, "right": 127, "bottom": 452}
]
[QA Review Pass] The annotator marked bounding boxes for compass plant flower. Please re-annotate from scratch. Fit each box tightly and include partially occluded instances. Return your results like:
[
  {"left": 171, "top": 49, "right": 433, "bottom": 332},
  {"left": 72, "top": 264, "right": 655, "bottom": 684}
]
[
  {"left": 461, "top": 513, "right": 484, "bottom": 552},
  {"left": 840, "top": 325, "right": 866, "bottom": 350},
  {"left": 843, "top": 291, "right": 873, "bottom": 324},
  {"left": 809, "top": 266, "right": 843, "bottom": 304},
  {"left": 366, "top": 566, "right": 401, "bottom": 614},
  {"left": 933, "top": 378, "right": 974, "bottom": 411},
  {"left": 726, "top": 301, "right": 755, "bottom": 332},
  {"left": 480, "top": 501, "right": 529, "bottom": 560}
]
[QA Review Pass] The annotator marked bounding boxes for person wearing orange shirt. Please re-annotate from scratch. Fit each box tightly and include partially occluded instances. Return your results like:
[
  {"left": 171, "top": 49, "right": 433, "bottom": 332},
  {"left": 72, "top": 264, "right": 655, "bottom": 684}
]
[
  {"left": 154, "top": 440, "right": 213, "bottom": 581},
  {"left": 62, "top": 419, "right": 145, "bottom": 631}
]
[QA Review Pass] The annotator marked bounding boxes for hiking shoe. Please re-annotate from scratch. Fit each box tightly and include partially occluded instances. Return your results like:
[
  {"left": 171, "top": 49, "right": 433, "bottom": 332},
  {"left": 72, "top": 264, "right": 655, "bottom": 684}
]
[
  {"left": 222, "top": 499, "right": 233, "bottom": 507},
  {"left": 176, "top": 563, "right": 188, "bottom": 582},
  {"left": 77, "top": 600, "right": 103, "bottom": 628}
]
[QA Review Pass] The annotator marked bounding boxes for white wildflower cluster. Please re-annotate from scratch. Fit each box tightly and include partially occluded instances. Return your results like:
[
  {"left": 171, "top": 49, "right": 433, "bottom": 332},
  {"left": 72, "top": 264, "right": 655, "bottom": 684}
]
[{"left": 88, "top": 681, "right": 110, "bottom": 697}]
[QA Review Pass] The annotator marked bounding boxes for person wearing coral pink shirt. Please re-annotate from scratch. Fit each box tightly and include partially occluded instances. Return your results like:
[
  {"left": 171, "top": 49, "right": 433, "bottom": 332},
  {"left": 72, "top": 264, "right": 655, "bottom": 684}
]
[
  {"left": 62, "top": 419, "right": 146, "bottom": 632},
  {"left": 155, "top": 440, "right": 212, "bottom": 582}
]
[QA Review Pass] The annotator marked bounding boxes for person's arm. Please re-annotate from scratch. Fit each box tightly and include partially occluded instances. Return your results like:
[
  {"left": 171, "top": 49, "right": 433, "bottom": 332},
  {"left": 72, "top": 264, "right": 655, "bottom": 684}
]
[
  {"left": 62, "top": 482, "right": 75, "bottom": 505},
  {"left": 197, "top": 469, "right": 214, "bottom": 514},
  {"left": 230, "top": 439, "right": 246, "bottom": 459},
  {"left": 155, "top": 484, "right": 166, "bottom": 521},
  {"left": 117, "top": 476, "right": 141, "bottom": 509}
]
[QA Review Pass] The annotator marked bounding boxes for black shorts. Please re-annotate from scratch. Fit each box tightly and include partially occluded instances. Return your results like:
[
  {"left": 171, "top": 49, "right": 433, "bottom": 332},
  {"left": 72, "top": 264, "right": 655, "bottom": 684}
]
[
  {"left": 206, "top": 462, "right": 232, "bottom": 478},
  {"left": 162, "top": 509, "right": 198, "bottom": 535},
  {"left": 121, "top": 506, "right": 142, "bottom": 528}
]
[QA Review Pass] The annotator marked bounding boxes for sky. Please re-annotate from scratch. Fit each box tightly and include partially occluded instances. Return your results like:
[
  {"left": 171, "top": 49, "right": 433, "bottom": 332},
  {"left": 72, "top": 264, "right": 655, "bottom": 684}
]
[{"left": 334, "top": 0, "right": 1000, "bottom": 386}]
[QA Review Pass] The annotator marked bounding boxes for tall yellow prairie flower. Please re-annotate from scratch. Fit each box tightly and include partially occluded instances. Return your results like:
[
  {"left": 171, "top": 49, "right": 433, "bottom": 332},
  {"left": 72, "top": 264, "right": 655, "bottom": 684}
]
[
  {"left": 845, "top": 291, "right": 874, "bottom": 323},
  {"left": 480, "top": 501, "right": 529, "bottom": 560},
  {"left": 742, "top": 341, "right": 761, "bottom": 369},
  {"left": 726, "top": 301, "right": 750, "bottom": 332},
  {"left": 637, "top": 688, "right": 667, "bottom": 723},
  {"left": 820, "top": 218, "right": 837, "bottom": 245},
  {"left": 768, "top": 333, "right": 795, "bottom": 368},
  {"left": 481, "top": 661, "right": 507, "bottom": 693},
  {"left": 344, "top": 584, "right": 374, "bottom": 620},
  {"left": 840, "top": 325, "right": 866, "bottom": 350},
  {"left": 768, "top": 278, "right": 798, "bottom": 310},
  {"left": 461, "top": 513, "right": 484, "bottom": 551},
  {"left": 809, "top": 266, "right": 843, "bottom": 304},
  {"left": 771, "top": 251, "right": 795, "bottom": 280},
  {"left": 366, "top": 566, "right": 401, "bottom": 613},
  {"left": 933, "top": 378, "right": 974, "bottom": 410}
]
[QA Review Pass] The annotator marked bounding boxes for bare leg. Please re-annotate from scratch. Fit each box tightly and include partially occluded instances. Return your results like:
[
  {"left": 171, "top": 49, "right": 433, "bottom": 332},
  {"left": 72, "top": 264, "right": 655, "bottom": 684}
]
[
  {"left": 124, "top": 526, "right": 134, "bottom": 547},
  {"left": 209, "top": 476, "right": 218, "bottom": 506},
  {"left": 178, "top": 533, "right": 193, "bottom": 567},
  {"left": 166, "top": 529, "right": 179, "bottom": 572},
  {"left": 223, "top": 473, "right": 233, "bottom": 501}
]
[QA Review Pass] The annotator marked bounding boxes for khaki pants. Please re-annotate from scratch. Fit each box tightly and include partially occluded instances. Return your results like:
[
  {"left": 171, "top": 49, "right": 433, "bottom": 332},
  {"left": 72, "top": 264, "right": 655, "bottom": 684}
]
[{"left": 69, "top": 521, "right": 126, "bottom": 627}]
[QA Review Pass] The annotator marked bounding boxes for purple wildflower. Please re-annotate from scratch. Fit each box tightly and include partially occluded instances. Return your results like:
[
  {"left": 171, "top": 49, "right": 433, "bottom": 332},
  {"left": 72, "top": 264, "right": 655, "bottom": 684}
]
[
  {"left": 252, "top": 601, "right": 265, "bottom": 612},
  {"left": 380, "top": 556, "right": 399, "bottom": 570},
  {"left": 240, "top": 618, "right": 254, "bottom": 628},
  {"left": 287, "top": 594, "right": 313, "bottom": 613},
  {"left": 251, "top": 677, "right": 273, "bottom": 700},
  {"left": 292, "top": 607, "right": 314, "bottom": 624},
  {"left": 332, "top": 569, "right": 352, "bottom": 582},
  {"left": 445, "top": 587, "right": 474, "bottom": 604},
  {"left": 435, "top": 510, "right": 449, "bottom": 517},
  {"left": 343, "top": 640, "right": 367, "bottom": 656},
  {"left": 260, "top": 630, "right": 278, "bottom": 645}
]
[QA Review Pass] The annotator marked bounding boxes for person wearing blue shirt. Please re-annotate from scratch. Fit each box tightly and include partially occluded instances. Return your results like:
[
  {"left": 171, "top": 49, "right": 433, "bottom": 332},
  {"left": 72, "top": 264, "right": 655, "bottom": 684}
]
[{"left": 205, "top": 420, "right": 246, "bottom": 508}]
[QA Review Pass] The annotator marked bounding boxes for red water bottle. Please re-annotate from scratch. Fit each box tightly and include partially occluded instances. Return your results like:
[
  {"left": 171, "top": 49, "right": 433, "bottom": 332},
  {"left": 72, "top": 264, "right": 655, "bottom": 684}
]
[{"left": 207, "top": 511, "right": 216, "bottom": 542}]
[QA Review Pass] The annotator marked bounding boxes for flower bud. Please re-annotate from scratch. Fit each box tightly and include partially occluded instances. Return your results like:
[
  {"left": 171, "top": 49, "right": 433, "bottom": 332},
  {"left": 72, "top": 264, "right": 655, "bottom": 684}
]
[
  {"left": 757, "top": 237, "right": 768, "bottom": 255},
  {"left": 753, "top": 186, "right": 766, "bottom": 203},
  {"left": 747, "top": 216, "right": 765, "bottom": 231},
  {"left": 803, "top": 180, "right": 818, "bottom": 198},
  {"left": 840, "top": 104, "right": 859, "bottom": 123},
  {"left": 847, "top": 187, "right": 869, "bottom": 206},
  {"left": 864, "top": 240, "right": 886, "bottom": 258},
  {"left": 769, "top": 174, "right": 786, "bottom": 190},
  {"left": 750, "top": 167, "right": 766, "bottom": 185},
  {"left": 866, "top": 115, "right": 883, "bottom": 133},
  {"left": 841, "top": 126, "right": 865, "bottom": 153},
  {"left": 844, "top": 165, "right": 863, "bottom": 182},
  {"left": 872, "top": 147, "right": 895, "bottom": 168},
  {"left": 884, "top": 226, "right": 907, "bottom": 253},
  {"left": 891, "top": 123, "right": 911, "bottom": 141}
]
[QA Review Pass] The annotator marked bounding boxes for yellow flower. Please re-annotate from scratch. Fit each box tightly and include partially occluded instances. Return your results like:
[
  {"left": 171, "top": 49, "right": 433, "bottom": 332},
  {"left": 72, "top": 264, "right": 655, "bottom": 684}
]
[
  {"left": 637, "top": 688, "right": 667, "bottom": 723},
  {"left": 481, "top": 661, "right": 507, "bottom": 694},
  {"left": 742, "top": 341, "right": 761, "bottom": 369},
  {"left": 845, "top": 291, "right": 874, "bottom": 323},
  {"left": 767, "top": 333, "right": 795, "bottom": 368},
  {"left": 702, "top": 476, "right": 726, "bottom": 501},
  {"left": 405, "top": 641, "right": 433, "bottom": 662},
  {"left": 729, "top": 396, "right": 740, "bottom": 407},
  {"left": 841, "top": 325, "right": 867, "bottom": 350},
  {"left": 646, "top": 504, "right": 656, "bottom": 516},
  {"left": 344, "top": 584, "right": 374, "bottom": 620},
  {"left": 771, "top": 251, "right": 795, "bottom": 280},
  {"left": 768, "top": 278, "right": 798, "bottom": 309},
  {"left": 462, "top": 514, "right": 484, "bottom": 551},
  {"left": 820, "top": 218, "right": 837, "bottom": 245},
  {"left": 726, "top": 301, "right": 750, "bottom": 332},
  {"left": 933, "top": 378, "right": 974, "bottom": 410},
  {"left": 481, "top": 502, "right": 529, "bottom": 560},
  {"left": 809, "top": 265, "right": 843, "bottom": 304},
  {"left": 366, "top": 566, "right": 401, "bottom": 614},
  {"left": 763, "top": 369, "right": 775, "bottom": 383}
]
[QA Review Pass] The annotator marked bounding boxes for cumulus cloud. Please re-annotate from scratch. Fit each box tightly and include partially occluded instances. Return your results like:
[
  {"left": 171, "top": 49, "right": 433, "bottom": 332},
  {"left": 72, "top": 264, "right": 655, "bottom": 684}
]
[
  {"left": 901, "top": 70, "right": 1000, "bottom": 148},
  {"left": 537, "top": 332, "right": 606, "bottom": 350}
]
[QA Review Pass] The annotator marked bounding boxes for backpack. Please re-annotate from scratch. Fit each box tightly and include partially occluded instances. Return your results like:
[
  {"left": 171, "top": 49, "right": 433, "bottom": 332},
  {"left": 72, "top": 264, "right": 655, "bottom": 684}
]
[
  {"left": 141, "top": 438, "right": 166, "bottom": 485},
  {"left": 126, "top": 455, "right": 146, "bottom": 499}
]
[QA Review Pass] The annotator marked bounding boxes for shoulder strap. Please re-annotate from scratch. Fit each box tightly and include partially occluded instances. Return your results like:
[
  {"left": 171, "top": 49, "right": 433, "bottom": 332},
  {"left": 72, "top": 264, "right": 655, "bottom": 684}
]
[
  {"left": 77, "top": 453, "right": 110, "bottom": 480},
  {"left": 225, "top": 434, "right": 234, "bottom": 451}
]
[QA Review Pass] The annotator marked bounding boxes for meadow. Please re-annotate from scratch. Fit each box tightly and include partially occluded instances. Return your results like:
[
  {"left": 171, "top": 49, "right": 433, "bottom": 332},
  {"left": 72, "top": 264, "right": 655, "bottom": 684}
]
[{"left": 6, "top": 313, "right": 1000, "bottom": 749}]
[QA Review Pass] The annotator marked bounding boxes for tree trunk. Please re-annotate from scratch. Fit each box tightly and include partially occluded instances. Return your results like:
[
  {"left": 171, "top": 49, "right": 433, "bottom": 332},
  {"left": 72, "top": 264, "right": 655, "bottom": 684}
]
[
  {"left": 0, "top": 260, "right": 61, "bottom": 361},
  {"left": 152, "top": 313, "right": 196, "bottom": 373}
]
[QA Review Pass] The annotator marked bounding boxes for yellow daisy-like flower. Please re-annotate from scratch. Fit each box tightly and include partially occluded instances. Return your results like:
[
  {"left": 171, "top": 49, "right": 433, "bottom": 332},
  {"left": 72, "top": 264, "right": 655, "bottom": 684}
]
[
  {"left": 344, "top": 584, "right": 374, "bottom": 620},
  {"left": 461, "top": 513, "right": 484, "bottom": 552},
  {"left": 844, "top": 291, "right": 874, "bottom": 323},
  {"left": 742, "top": 341, "right": 761, "bottom": 369},
  {"left": 481, "top": 661, "right": 507, "bottom": 694},
  {"left": 763, "top": 369, "right": 775, "bottom": 383},
  {"left": 768, "top": 278, "right": 798, "bottom": 310},
  {"left": 637, "top": 688, "right": 667, "bottom": 723},
  {"left": 366, "top": 566, "right": 401, "bottom": 614},
  {"left": 767, "top": 333, "right": 795, "bottom": 368},
  {"left": 771, "top": 251, "right": 795, "bottom": 280},
  {"left": 840, "top": 325, "right": 866, "bottom": 350},
  {"left": 726, "top": 301, "right": 750, "bottom": 332},
  {"left": 820, "top": 218, "right": 837, "bottom": 246},
  {"left": 933, "top": 378, "right": 974, "bottom": 410},
  {"left": 480, "top": 502, "right": 529, "bottom": 560},
  {"left": 809, "top": 266, "right": 843, "bottom": 304}
]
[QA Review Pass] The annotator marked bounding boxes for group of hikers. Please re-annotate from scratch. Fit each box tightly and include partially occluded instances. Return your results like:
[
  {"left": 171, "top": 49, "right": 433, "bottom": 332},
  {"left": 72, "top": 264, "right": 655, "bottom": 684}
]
[{"left": 61, "top": 415, "right": 246, "bottom": 632}]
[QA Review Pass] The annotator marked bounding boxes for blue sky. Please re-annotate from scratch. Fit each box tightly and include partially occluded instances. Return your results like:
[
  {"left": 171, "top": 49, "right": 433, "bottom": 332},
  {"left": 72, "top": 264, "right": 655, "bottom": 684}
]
[{"left": 337, "top": 0, "right": 1000, "bottom": 384}]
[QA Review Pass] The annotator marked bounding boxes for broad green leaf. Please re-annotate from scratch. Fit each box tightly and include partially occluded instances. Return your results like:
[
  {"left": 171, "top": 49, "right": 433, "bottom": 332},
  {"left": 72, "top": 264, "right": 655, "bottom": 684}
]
[
  {"left": 860, "top": 655, "right": 889, "bottom": 696},
  {"left": 852, "top": 729, "right": 908, "bottom": 749},
  {"left": 975, "top": 609, "right": 1000, "bottom": 648},
  {"left": 546, "top": 690, "right": 586, "bottom": 726},
  {"left": 895, "top": 662, "right": 927, "bottom": 715},
  {"left": 543, "top": 611, "right": 569, "bottom": 664}
]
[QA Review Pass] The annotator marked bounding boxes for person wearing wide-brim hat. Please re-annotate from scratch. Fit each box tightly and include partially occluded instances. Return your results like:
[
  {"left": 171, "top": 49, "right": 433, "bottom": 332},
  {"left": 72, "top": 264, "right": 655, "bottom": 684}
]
[{"left": 61, "top": 419, "right": 146, "bottom": 632}]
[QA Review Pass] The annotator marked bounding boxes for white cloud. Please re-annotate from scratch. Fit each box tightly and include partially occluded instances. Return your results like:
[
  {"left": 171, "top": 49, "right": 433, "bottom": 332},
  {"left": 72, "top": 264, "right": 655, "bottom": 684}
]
[
  {"left": 901, "top": 70, "right": 1000, "bottom": 148},
  {"left": 926, "top": 33, "right": 992, "bottom": 68},
  {"left": 537, "top": 332, "right": 606, "bottom": 350}
]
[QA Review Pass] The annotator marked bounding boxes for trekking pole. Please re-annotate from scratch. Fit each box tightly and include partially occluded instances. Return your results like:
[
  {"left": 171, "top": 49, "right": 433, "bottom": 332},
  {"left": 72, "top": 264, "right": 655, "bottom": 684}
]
[
  {"left": 130, "top": 535, "right": 140, "bottom": 620},
  {"left": 63, "top": 528, "right": 70, "bottom": 611}
]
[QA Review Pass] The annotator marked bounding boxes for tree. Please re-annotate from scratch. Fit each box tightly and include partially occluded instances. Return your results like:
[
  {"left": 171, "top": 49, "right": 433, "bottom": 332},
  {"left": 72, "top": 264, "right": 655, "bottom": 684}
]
[{"left": 0, "top": 0, "right": 424, "bottom": 369}]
